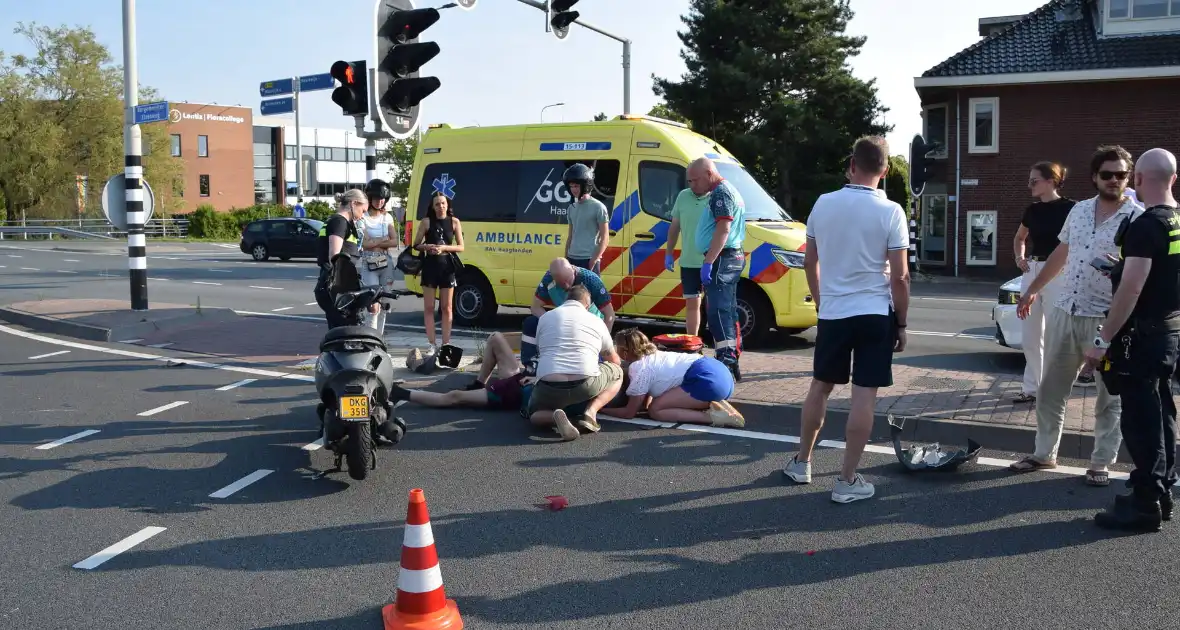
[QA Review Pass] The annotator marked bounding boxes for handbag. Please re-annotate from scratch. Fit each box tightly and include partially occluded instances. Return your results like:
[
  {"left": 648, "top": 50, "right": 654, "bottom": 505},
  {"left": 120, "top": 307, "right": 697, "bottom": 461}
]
[
  {"left": 396, "top": 248, "right": 423, "bottom": 276},
  {"left": 447, "top": 252, "right": 464, "bottom": 275},
  {"left": 365, "top": 252, "right": 389, "bottom": 271}
]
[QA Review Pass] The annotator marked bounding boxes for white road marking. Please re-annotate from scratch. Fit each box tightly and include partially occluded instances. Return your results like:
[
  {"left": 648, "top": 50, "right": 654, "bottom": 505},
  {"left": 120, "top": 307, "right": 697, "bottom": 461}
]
[
  {"left": 8, "top": 254, "right": 21, "bottom": 258},
  {"left": 147, "top": 342, "right": 174, "bottom": 348},
  {"left": 305, "top": 302, "right": 318, "bottom": 306},
  {"left": 916, "top": 297, "right": 994, "bottom": 304},
  {"left": 116, "top": 339, "right": 142, "bottom": 344},
  {"left": 208, "top": 469, "right": 274, "bottom": 498},
  {"left": 249, "top": 285, "right": 284, "bottom": 290},
  {"left": 272, "top": 306, "right": 293, "bottom": 312},
  {"left": 73, "top": 527, "right": 166, "bottom": 570},
  {"left": 151, "top": 277, "right": 171, "bottom": 281},
  {"left": 63, "top": 259, "right": 80, "bottom": 262},
  {"left": 137, "top": 401, "right": 189, "bottom": 416},
  {"left": 216, "top": 379, "right": 256, "bottom": 391},
  {"left": 193, "top": 281, "right": 221, "bottom": 286},
  {"left": 207, "top": 269, "right": 231, "bottom": 273},
  {"left": 304, "top": 275, "right": 318, "bottom": 279},
  {"left": 19, "top": 267, "right": 39, "bottom": 271},
  {"left": 29, "top": 350, "right": 70, "bottom": 360},
  {"left": 0, "top": 265, "right": 5, "bottom": 268},
  {"left": 302, "top": 437, "right": 325, "bottom": 451},
  {"left": 35, "top": 429, "right": 100, "bottom": 450},
  {"left": 56, "top": 270, "right": 77, "bottom": 274}
]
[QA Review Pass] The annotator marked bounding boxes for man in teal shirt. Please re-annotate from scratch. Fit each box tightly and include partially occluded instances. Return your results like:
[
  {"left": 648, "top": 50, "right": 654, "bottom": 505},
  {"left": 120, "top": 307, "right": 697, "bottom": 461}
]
[
  {"left": 664, "top": 188, "right": 711, "bottom": 336},
  {"left": 691, "top": 157, "right": 746, "bottom": 382}
]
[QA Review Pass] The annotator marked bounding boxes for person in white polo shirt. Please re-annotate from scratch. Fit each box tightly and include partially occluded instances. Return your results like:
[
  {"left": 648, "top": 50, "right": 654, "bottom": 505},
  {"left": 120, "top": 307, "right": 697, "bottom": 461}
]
[{"left": 783, "top": 136, "right": 910, "bottom": 504}]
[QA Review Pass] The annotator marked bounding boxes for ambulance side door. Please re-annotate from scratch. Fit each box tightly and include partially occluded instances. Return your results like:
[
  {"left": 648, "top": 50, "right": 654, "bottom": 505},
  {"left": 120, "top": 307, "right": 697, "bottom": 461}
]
[{"left": 625, "top": 159, "right": 688, "bottom": 320}]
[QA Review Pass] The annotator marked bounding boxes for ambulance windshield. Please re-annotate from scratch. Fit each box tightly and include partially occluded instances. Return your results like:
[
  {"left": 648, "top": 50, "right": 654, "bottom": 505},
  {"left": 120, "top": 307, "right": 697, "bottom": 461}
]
[{"left": 715, "top": 162, "right": 792, "bottom": 223}]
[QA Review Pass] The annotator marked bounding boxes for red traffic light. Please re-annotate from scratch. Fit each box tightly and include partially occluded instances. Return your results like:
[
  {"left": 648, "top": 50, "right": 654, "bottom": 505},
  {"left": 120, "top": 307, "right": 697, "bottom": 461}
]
[{"left": 330, "top": 60, "right": 358, "bottom": 85}]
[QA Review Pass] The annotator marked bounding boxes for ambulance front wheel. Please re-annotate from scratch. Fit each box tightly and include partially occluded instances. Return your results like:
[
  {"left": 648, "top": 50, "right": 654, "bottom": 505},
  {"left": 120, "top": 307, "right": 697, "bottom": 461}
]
[
  {"left": 735, "top": 282, "right": 774, "bottom": 348},
  {"left": 453, "top": 271, "right": 499, "bottom": 327}
]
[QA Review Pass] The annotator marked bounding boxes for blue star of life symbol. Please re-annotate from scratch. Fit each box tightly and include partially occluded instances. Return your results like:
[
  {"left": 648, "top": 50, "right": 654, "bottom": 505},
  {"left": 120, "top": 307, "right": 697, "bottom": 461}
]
[{"left": 432, "top": 173, "right": 457, "bottom": 199}]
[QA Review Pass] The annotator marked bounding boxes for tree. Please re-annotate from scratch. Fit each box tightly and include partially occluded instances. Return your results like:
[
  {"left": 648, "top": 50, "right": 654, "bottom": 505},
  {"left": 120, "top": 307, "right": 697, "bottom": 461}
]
[
  {"left": 885, "top": 154, "right": 912, "bottom": 212},
  {"left": 646, "top": 102, "right": 689, "bottom": 126},
  {"left": 654, "top": 0, "right": 890, "bottom": 218},
  {"left": 0, "top": 23, "right": 184, "bottom": 223},
  {"left": 592, "top": 112, "right": 608, "bottom": 121},
  {"left": 374, "top": 133, "right": 419, "bottom": 205}
]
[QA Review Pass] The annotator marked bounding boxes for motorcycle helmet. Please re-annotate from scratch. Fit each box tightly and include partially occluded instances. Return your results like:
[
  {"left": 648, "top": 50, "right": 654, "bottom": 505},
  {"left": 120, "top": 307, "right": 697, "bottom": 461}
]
[
  {"left": 365, "top": 178, "right": 392, "bottom": 203},
  {"left": 562, "top": 163, "right": 594, "bottom": 198}
]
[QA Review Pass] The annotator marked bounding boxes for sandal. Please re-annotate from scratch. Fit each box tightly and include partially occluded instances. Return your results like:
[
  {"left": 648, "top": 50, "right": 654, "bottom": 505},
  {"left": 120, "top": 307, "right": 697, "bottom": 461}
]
[
  {"left": 1008, "top": 457, "right": 1057, "bottom": 473},
  {"left": 1013, "top": 393, "right": 1036, "bottom": 404},
  {"left": 1085, "top": 469, "right": 1110, "bottom": 486}
]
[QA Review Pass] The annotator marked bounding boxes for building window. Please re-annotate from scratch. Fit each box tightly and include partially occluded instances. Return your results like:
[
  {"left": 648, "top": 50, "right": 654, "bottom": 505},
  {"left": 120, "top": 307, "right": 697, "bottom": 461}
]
[
  {"left": 170, "top": 134, "right": 181, "bottom": 157},
  {"left": 316, "top": 147, "right": 332, "bottom": 160},
  {"left": 1108, "top": 0, "right": 1180, "bottom": 18},
  {"left": 921, "top": 104, "right": 948, "bottom": 158},
  {"left": 966, "top": 210, "right": 997, "bottom": 266},
  {"left": 967, "top": 97, "right": 999, "bottom": 154},
  {"left": 332, "top": 148, "right": 347, "bottom": 162},
  {"left": 198, "top": 135, "right": 209, "bottom": 157},
  {"left": 199, "top": 174, "right": 210, "bottom": 197},
  {"left": 285, "top": 144, "right": 296, "bottom": 160},
  {"left": 349, "top": 148, "right": 364, "bottom": 162}
]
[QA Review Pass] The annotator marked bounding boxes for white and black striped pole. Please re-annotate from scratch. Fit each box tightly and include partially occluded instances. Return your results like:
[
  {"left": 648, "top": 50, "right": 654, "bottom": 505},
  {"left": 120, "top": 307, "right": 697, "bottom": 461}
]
[
  {"left": 122, "top": 0, "right": 148, "bottom": 309},
  {"left": 365, "top": 138, "right": 377, "bottom": 183}
]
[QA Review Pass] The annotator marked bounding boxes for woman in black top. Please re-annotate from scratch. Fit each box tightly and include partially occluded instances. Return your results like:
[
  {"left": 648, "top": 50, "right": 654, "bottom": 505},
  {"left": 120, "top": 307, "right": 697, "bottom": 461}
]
[
  {"left": 1011, "top": 161, "right": 1075, "bottom": 403},
  {"left": 412, "top": 191, "right": 465, "bottom": 355}
]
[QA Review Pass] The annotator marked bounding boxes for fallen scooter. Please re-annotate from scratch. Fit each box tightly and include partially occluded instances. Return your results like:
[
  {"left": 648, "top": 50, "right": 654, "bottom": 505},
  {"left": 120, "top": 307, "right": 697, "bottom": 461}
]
[{"left": 314, "top": 284, "right": 414, "bottom": 480}]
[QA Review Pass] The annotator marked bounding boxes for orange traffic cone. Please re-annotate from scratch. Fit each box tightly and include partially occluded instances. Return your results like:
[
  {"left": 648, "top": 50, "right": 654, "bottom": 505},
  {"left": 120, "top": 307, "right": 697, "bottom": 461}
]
[{"left": 382, "top": 488, "right": 464, "bottom": 630}]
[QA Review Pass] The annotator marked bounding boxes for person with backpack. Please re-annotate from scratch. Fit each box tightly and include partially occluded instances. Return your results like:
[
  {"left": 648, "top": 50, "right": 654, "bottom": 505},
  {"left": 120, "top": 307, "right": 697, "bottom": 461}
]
[{"left": 314, "top": 189, "right": 369, "bottom": 329}]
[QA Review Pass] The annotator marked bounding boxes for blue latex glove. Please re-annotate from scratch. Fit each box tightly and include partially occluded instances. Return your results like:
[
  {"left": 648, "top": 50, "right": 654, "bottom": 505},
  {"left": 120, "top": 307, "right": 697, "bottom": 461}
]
[
  {"left": 664, "top": 252, "right": 675, "bottom": 272},
  {"left": 700, "top": 261, "right": 714, "bottom": 286}
]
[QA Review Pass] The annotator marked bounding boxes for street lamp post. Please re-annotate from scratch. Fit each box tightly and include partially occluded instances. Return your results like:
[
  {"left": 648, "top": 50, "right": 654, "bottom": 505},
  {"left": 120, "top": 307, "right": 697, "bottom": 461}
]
[{"left": 540, "top": 102, "right": 565, "bottom": 122}]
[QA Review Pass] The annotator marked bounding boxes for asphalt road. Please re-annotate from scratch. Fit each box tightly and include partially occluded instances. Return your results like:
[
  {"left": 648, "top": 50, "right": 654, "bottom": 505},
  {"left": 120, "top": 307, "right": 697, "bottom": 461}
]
[
  {"left": 1, "top": 318, "right": 1176, "bottom": 629},
  {"left": 0, "top": 240, "right": 1023, "bottom": 375}
]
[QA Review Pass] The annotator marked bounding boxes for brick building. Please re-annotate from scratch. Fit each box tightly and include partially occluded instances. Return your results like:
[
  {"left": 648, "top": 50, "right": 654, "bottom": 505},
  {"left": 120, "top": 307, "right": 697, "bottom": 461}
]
[
  {"left": 913, "top": 0, "right": 1180, "bottom": 278},
  {"left": 166, "top": 102, "right": 258, "bottom": 212}
]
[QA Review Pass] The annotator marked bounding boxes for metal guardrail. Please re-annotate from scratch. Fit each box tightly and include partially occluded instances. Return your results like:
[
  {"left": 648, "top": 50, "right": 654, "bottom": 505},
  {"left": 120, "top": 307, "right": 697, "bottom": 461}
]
[{"left": 0, "top": 218, "right": 189, "bottom": 240}]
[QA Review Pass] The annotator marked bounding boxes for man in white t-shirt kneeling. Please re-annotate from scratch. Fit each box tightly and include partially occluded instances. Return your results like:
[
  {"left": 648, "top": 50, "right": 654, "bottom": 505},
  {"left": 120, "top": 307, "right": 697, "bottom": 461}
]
[
  {"left": 783, "top": 136, "right": 911, "bottom": 503},
  {"left": 526, "top": 284, "right": 624, "bottom": 441}
]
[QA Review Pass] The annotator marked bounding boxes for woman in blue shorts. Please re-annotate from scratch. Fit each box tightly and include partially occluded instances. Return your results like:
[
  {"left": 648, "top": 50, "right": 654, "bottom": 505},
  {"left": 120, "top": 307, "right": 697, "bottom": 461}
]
[{"left": 602, "top": 329, "right": 744, "bottom": 427}]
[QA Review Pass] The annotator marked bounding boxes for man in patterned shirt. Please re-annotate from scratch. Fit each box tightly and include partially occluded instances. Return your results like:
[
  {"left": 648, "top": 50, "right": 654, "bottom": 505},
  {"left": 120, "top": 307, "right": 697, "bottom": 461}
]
[
  {"left": 689, "top": 157, "right": 747, "bottom": 382},
  {"left": 1013, "top": 145, "right": 1144, "bottom": 485},
  {"left": 531, "top": 257, "right": 616, "bottom": 330}
]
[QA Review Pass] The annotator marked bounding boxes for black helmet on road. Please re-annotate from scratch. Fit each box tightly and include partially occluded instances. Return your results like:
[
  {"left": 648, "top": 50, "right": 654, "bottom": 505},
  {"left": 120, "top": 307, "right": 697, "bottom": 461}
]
[
  {"left": 365, "top": 178, "right": 392, "bottom": 202},
  {"left": 562, "top": 163, "right": 594, "bottom": 196}
]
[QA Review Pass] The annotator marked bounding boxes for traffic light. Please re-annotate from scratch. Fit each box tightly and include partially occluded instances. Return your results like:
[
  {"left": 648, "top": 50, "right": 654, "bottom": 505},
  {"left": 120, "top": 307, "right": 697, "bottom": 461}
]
[
  {"left": 908, "top": 134, "right": 940, "bottom": 197},
  {"left": 548, "top": 0, "right": 580, "bottom": 40},
  {"left": 375, "top": 0, "right": 442, "bottom": 140},
  {"left": 330, "top": 60, "right": 368, "bottom": 117}
]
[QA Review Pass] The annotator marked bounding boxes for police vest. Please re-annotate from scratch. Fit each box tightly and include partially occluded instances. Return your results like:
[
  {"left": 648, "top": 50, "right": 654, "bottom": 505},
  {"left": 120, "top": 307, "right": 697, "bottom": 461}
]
[{"left": 319, "top": 222, "right": 361, "bottom": 257}]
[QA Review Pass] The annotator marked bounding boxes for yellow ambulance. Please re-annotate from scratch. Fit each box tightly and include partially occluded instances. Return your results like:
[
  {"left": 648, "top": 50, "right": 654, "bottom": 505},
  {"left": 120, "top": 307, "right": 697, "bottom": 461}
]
[{"left": 401, "top": 115, "right": 817, "bottom": 345}]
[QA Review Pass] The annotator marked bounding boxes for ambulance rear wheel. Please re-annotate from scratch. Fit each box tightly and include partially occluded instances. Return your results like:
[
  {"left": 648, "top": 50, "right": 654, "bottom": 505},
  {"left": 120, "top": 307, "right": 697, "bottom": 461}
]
[
  {"left": 736, "top": 282, "right": 773, "bottom": 348},
  {"left": 454, "top": 271, "right": 498, "bottom": 327}
]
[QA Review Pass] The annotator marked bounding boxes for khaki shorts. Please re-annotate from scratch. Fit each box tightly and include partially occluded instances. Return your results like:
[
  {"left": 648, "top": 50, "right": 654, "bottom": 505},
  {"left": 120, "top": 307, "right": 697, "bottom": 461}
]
[{"left": 527, "top": 362, "right": 623, "bottom": 418}]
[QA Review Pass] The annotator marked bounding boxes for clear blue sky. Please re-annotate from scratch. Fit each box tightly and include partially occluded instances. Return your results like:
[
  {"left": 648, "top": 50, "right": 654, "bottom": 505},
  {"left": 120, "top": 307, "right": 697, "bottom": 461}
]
[{"left": 1, "top": 0, "right": 1050, "bottom": 155}]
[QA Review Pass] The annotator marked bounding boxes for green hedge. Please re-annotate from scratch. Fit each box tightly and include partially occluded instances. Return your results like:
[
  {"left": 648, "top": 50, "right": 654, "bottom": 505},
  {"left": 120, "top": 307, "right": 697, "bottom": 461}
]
[{"left": 183, "top": 201, "right": 334, "bottom": 239}]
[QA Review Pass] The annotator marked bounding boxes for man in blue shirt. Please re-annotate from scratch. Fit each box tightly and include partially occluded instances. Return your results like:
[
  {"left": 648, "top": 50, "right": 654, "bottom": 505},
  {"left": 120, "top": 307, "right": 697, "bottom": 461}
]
[
  {"left": 689, "top": 157, "right": 746, "bottom": 382},
  {"left": 530, "top": 257, "right": 616, "bottom": 329}
]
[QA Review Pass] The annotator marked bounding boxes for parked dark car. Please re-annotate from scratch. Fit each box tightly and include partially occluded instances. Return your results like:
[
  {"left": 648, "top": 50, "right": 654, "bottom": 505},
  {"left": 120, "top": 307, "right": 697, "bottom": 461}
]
[{"left": 239, "top": 218, "right": 323, "bottom": 261}]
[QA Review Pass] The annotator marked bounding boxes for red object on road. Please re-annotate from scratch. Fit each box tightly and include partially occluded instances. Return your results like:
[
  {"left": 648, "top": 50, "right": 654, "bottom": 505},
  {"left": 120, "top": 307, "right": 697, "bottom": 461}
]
[
  {"left": 382, "top": 488, "right": 464, "bottom": 629},
  {"left": 544, "top": 495, "right": 569, "bottom": 511},
  {"left": 652, "top": 334, "right": 704, "bottom": 354}
]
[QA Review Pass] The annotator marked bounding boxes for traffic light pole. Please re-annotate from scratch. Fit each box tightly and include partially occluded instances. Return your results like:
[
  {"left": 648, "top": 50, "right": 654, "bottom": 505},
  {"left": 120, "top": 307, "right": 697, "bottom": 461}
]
[
  {"left": 121, "top": 0, "right": 148, "bottom": 310},
  {"left": 512, "top": 0, "right": 632, "bottom": 114},
  {"left": 293, "top": 80, "right": 304, "bottom": 203}
]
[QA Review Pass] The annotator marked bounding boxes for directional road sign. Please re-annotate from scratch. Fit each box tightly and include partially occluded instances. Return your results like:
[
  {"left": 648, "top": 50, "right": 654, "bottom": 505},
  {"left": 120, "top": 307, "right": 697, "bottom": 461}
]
[
  {"left": 260, "top": 97, "right": 295, "bottom": 116},
  {"left": 260, "top": 78, "right": 295, "bottom": 97},
  {"left": 132, "top": 101, "right": 170, "bottom": 125},
  {"left": 299, "top": 73, "right": 334, "bottom": 92},
  {"left": 101, "top": 174, "right": 156, "bottom": 231}
]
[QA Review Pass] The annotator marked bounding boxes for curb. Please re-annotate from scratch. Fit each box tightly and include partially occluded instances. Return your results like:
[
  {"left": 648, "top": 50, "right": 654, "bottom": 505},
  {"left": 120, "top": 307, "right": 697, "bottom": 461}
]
[
  {"left": 727, "top": 398, "right": 1120, "bottom": 462},
  {"left": 0, "top": 306, "right": 240, "bottom": 343}
]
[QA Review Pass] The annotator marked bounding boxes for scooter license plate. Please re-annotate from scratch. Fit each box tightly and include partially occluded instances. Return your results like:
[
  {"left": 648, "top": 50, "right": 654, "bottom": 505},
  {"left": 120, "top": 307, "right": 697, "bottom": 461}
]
[{"left": 339, "top": 396, "right": 369, "bottom": 420}]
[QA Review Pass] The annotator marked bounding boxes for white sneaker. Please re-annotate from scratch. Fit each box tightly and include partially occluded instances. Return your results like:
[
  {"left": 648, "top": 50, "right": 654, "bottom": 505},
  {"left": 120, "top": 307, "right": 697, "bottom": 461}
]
[
  {"left": 424, "top": 344, "right": 437, "bottom": 357},
  {"left": 831, "top": 474, "right": 875, "bottom": 503},
  {"left": 782, "top": 455, "right": 812, "bottom": 484},
  {"left": 552, "top": 410, "right": 579, "bottom": 441}
]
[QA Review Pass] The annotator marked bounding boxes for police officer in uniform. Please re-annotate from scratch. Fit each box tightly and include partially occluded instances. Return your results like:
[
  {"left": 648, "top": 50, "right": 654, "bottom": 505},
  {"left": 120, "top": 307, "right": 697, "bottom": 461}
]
[
  {"left": 1085, "top": 148, "right": 1180, "bottom": 533},
  {"left": 314, "top": 189, "right": 368, "bottom": 328}
]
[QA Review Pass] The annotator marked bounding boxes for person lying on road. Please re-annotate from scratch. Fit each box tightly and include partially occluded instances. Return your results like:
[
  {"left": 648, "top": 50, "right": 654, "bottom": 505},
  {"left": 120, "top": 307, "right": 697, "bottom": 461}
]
[
  {"left": 602, "top": 328, "right": 744, "bottom": 427},
  {"left": 391, "top": 332, "right": 530, "bottom": 411}
]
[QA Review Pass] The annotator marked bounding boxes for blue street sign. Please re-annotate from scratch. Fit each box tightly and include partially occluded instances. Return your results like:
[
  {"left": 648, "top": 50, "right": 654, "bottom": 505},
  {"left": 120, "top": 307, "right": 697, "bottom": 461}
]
[
  {"left": 133, "top": 101, "right": 170, "bottom": 125},
  {"left": 260, "top": 78, "right": 294, "bottom": 97},
  {"left": 299, "top": 73, "right": 334, "bottom": 92},
  {"left": 260, "top": 97, "right": 295, "bottom": 116}
]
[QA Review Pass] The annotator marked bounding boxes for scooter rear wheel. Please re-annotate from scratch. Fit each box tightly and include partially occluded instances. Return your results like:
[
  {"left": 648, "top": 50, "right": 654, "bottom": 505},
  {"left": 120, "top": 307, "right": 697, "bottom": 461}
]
[{"left": 345, "top": 421, "right": 373, "bottom": 480}]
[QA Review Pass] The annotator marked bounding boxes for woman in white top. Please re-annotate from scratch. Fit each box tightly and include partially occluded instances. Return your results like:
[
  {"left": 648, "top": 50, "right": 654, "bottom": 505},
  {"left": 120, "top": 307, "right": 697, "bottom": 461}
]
[
  {"left": 357, "top": 180, "right": 398, "bottom": 330},
  {"left": 602, "top": 329, "right": 743, "bottom": 427}
]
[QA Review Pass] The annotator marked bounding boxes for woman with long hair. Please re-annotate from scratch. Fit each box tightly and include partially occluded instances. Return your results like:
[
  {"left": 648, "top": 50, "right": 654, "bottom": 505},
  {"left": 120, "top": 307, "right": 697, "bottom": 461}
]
[
  {"left": 412, "top": 191, "right": 465, "bottom": 355},
  {"left": 1011, "top": 161, "right": 1075, "bottom": 403},
  {"left": 313, "top": 188, "right": 369, "bottom": 328},
  {"left": 357, "top": 181, "right": 398, "bottom": 331},
  {"left": 602, "top": 328, "right": 744, "bottom": 427}
]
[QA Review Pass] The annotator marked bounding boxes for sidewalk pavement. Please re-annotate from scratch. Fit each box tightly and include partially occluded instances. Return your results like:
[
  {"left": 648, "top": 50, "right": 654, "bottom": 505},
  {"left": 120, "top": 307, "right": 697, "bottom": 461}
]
[{"left": 2, "top": 298, "right": 1151, "bottom": 458}]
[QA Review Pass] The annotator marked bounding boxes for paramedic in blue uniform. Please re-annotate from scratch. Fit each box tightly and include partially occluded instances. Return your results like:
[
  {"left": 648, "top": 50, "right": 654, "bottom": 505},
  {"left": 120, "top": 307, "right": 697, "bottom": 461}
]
[
  {"left": 689, "top": 156, "right": 746, "bottom": 382},
  {"left": 520, "top": 258, "right": 616, "bottom": 376}
]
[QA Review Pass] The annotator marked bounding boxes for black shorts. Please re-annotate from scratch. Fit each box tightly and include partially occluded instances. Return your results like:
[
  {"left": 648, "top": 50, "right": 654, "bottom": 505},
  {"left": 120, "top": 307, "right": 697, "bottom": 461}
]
[
  {"left": 813, "top": 313, "right": 896, "bottom": 388},
  {"left": 421, "top": 256, "right": 456, "bottom": 289}
]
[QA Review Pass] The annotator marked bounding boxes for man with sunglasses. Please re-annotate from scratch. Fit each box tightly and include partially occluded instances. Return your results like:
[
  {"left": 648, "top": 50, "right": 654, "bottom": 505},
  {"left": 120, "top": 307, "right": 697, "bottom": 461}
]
[
  {"left": 1013, "top": 145, "right": 1144, "bottom": 485},
  {"left": 1083, "top": 148, "right": 1180, "bottom": 533}
]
